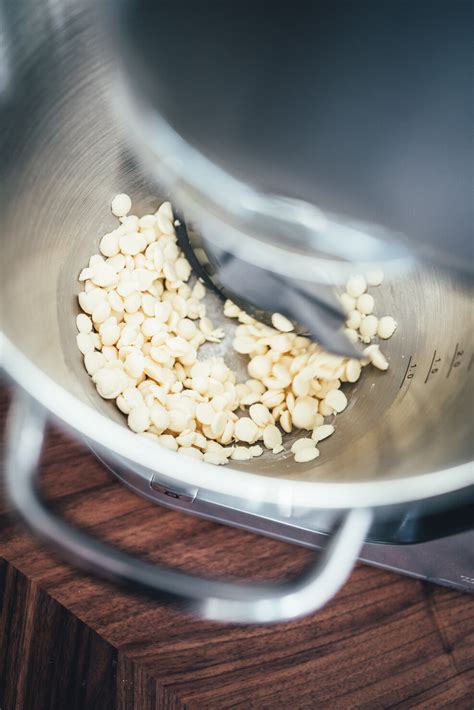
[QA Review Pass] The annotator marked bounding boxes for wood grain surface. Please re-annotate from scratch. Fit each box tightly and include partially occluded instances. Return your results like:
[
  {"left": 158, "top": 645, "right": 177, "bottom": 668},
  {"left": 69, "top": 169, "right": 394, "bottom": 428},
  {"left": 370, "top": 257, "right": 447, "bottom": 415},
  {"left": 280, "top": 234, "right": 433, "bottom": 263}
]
[{"left": 1, "top": 386, "right": 473, "bottom": 709}]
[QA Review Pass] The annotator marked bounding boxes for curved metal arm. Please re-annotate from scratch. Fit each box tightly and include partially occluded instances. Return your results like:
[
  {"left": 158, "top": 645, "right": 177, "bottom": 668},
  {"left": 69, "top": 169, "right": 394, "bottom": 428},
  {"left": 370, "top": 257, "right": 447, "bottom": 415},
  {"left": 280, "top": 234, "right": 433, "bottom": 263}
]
[{"left": 5, "top": 390, "right": 373, "bottom": 624}]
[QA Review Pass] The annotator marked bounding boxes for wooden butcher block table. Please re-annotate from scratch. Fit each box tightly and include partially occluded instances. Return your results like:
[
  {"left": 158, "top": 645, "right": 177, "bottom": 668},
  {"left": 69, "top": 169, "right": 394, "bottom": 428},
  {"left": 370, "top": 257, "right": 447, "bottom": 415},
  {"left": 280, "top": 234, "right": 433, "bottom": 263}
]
[{"left": 0, "top": 387, "right": 473, "bottom": 709}]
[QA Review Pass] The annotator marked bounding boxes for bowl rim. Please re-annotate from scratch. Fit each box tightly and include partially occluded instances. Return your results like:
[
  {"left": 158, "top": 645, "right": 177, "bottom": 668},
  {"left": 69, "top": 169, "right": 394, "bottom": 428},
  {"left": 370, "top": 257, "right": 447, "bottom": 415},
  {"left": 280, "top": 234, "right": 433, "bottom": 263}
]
[{"left": 2, "top": 334, "right": 473, "bottom": 510}]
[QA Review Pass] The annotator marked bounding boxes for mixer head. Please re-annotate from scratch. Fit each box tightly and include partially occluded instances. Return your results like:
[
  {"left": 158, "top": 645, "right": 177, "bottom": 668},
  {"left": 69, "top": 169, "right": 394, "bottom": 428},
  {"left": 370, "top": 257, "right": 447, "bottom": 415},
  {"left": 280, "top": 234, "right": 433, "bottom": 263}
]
[{"left": 108, "top": 0, "right": 473, "bottom": 355}]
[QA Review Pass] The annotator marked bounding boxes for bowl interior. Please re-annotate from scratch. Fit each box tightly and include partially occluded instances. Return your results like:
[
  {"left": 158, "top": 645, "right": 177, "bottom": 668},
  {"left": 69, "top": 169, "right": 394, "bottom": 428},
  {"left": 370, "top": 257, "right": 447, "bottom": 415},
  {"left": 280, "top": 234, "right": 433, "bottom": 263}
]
[{"left": 1, "top": 1, "right": 472, "bottom": 484}]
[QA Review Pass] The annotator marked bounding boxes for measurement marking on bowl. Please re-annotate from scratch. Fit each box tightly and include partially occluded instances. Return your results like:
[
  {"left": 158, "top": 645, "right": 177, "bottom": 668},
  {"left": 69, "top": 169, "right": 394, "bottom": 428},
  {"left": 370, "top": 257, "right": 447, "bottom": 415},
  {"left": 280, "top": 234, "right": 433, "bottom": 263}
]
[
  {"left": 424, "top": 349, "right": 441, "bottom": 383},
  {"left": 400, "top": 356, "right": 417, "bottom": 389},
  {"left": 446, "top": 342, "right": 464, "bottom": 378}
]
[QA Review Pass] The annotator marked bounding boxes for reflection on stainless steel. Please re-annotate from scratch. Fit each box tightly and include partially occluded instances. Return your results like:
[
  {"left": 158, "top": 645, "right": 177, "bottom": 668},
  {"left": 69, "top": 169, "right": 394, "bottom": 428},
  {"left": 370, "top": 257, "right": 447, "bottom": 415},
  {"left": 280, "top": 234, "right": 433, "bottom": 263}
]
[{"left": 0, "top": 0, "right": 472, "bottom": 623}]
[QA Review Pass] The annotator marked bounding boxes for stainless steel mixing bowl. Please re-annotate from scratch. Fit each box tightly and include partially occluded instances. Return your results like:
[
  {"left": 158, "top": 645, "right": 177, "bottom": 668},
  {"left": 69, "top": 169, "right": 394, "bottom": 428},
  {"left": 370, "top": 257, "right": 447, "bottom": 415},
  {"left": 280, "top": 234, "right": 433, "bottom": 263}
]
[{"left": 1, "top": 0, "right": 473, "bottom": 623}]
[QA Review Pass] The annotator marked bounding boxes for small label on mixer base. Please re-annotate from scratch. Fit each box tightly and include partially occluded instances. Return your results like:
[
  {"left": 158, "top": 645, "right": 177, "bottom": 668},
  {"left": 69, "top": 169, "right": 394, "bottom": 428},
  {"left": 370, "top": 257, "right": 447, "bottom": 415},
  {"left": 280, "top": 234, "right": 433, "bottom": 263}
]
[{"left": 150, "top": 474, "right": 198, "bottom": 503}]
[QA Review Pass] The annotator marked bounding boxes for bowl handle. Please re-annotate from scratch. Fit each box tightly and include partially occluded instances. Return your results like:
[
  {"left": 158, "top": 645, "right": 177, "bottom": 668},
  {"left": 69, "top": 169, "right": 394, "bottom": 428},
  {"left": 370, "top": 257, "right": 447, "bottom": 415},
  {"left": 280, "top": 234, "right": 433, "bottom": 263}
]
[{"left": 5, "top": 390, "right": 373, "bottom": 624}]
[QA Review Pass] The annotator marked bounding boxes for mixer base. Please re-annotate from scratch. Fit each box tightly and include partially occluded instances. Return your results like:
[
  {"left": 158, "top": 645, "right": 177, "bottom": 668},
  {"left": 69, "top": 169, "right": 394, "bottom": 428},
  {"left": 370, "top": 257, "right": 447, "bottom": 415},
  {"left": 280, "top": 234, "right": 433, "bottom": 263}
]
[
  {"left": 95, "top": 450, "right": 474, "bottom": 595},
  {"left": 152, "top": 494, "right": 474, "bottom": 594}
]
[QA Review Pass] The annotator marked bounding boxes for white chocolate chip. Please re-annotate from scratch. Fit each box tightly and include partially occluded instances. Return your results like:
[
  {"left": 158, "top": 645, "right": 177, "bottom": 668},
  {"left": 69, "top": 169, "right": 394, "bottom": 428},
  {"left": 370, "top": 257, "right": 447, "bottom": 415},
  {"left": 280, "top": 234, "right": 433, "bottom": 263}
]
[
  {"left": 211, "top": 412, "right": 227, "bottom": 439},
  {"left": 119, "top": 232, "right": 147, "bottom": 256},
  {"left": 291, "top": 397, "right": 319, "bottom": 429},
  {"left": 84, "top": 351, "right": 106, "bottom": 375},
  {"left": 248, "top": 355, "right": 272, "bottom": 379},
  {"left": 149, "top": 405, "right": 170, "bottom": 433},
  {"left": 291, "top": 437, "right": 315, "bottom": 453},
  {"left": 231, "top": 446, "right": 253, "bottom": 461},
  {"left": 224, "top": 299, "right": 241, "bottom": 318},
  {"left": 128, "top": 406, "right": 150, "bottom": 433},
  {"left": 366, "top": 269, "right": 384, "bottom": 286},
  {"left": 233, "top": 335, "right": 256, "bottom": 354},
  {"left": 249, "top": 403, "right": 272, "bottom": 427},
  {"left": 99, "top": 319, "right": 121, "bottom": 346},
  {"left": 79, "top": 267, "right": 93, "bottom": 282},
  {"left": 340, "top": 293, "right": 356, "bottom": 313},
  {"left": 179, "top": 446, "right": 203, "bottom": 459},
  {"left": 158, "top": 434, "right": 178, "bottom": 451},
  {"left": 294, "top": 447, "right": 320, "bottom": 463},
  {"left": 263, "top": 424, "right": 282, "bottom": 450},
  {"left": 120, "top": 215, "right": 140, "bottom": 233},
  {"left": 92, "top": 300, "right": 111, "bottom": 324},
  {"left": 292, "top": 371, "right": 311, "bottom": 398},
  {"left": 363, "top": 344, "right": 389, "bottom": 370},
  {"left": 176, "top": 431, "right": 196, "bottom": 448},
  {"left": 280, "top": 410, "right": 292, "bottom": 433},
  {"left": 176, "top": 318, "right": 197, "bottom": 340},
  {"left": 90, "top": 262, "right": 117, "bottom": 288},
  {"left": 168, "top": 409, "right": 192, "bottom": 434},
  {"left": 93, "top": 368, "right": 127, "bottom": 399},
  {"left": 312, "top": 424, "right": 335, "bottom": 442},
  {"left": 377, "top": 316, "right": 397, "bottom": 339},
  {"left": 271, "top": 312, "right": 294, "bottom": 332},
  {"left": 324, "top": 389, "right": 348, "bottom": 414},
  {"left": 261, "top": 390, "right": 285, "bottom": 409},
  {"left": 344, "top": 328, "right": 359, "bottom": 344},
  {"left": 195, "top": 403, "right": 215, "bottom": 426},
  {"left": 356, "top": 293, "right": 374, "bottom": 315},
  {"left": 158, "top": 201, "right": 174, "bottom": 221},
  {"left": 359, "top": 315, "right": 379, "bottom": 341},
  {"left": 345, "top": 360, "right": 362, "bottom": 383},
  {"left": 192, "top": 281, "right": 206, "bottom": 300},
  {"left": 346, "top": 310, "right": 362, "bottom": 330},
  {"left": 269, "top": 334, "right": 292, "bottom": 353},
  {"left": 111, "top": 193, "right": 132, "bottom": 218},
  {"left": 124, "top": 352, "right": 145, "bottom": 379},
  {"left": 100, "top": 231, "right": 120, "bottom": 257},
  {"left": 76, "top": 313, "right": 92, "bottom": 334},
  {"left": 138, "top": 214, "right": 157, "bottom": 230},
  {"left": 346, "top": 275, "right": 367, "bottom": 298},
  {"left": 234, "top": 417, "right": 258, "bottom": 443},
  {"left": 175, "top": 257, "right": 192, "bottom": 281}
]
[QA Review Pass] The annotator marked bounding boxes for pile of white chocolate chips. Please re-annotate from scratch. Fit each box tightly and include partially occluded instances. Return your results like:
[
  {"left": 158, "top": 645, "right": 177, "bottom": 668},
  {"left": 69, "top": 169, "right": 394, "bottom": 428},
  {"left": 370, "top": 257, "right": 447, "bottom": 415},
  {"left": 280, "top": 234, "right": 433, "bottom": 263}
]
[{"left": 76, "top": 194, "right": 397, "bottom": 466}]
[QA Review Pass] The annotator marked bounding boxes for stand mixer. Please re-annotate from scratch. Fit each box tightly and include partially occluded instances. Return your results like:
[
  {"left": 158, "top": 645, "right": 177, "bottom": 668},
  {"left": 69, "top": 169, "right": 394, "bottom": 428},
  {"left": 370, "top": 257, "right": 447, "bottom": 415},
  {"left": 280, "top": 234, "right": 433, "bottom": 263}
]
[{"left": 1, "top": 0, "right": 473, "bottom": 622}]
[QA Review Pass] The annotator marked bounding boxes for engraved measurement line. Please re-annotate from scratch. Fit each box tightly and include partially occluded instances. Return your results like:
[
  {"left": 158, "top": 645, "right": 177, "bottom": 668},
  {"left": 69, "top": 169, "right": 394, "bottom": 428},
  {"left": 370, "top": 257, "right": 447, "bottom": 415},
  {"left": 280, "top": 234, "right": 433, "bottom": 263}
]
[
  {"left": 400, "top": 355, "right": 412, "bottom": 389},
  {"left": 446, "top": 342, "right": 459, "bottom": 379},
  {"left": 424, "top": 349, "right": 437, "bottom": 383}
]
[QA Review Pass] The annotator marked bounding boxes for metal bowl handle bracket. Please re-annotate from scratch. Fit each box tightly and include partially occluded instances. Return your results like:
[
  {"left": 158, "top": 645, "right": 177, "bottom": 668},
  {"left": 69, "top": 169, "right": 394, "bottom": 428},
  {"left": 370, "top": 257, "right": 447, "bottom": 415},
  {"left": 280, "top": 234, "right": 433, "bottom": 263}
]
[{"left": 6, "top": 391, "right": 373, "bottom": 624}]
